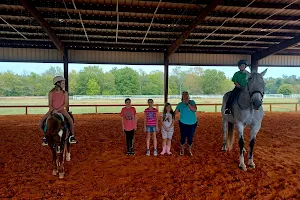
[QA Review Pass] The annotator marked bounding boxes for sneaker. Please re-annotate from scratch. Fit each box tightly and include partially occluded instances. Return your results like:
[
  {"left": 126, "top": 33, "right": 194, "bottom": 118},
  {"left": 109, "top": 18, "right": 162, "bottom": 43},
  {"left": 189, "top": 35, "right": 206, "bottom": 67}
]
[
  {"left": 146, "top": 149, "right": 150, "bottom": 156},
  {"left": 69, "top": 135, "right": 77, "bottom": 144},
  {"left": 130, "top": 148, "right": 135, "bottom": 155},
  {"left": 42, "top": 137, "right": 48, "bottom": 146},
  {"left": 126, "top": 151, "right": 131, "bottom": 156},
  {"left": 153, "top": 149, "right": 158, "bottom": 156},
  {"left": 224, "top": 108, "right": 232, "bottom": 115}
]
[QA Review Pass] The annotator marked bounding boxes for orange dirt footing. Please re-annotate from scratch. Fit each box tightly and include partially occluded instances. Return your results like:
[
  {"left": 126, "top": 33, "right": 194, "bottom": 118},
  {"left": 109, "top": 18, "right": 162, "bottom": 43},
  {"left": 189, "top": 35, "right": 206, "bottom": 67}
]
[{"left": 1, "top": 113, "right": 300, "bottom": 199}]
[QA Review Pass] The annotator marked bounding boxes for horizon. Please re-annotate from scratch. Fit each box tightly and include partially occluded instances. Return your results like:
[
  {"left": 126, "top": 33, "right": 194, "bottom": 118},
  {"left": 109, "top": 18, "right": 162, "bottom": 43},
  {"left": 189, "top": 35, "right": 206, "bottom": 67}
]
[{"left": 0, "top": 62, "right": 299, "bottom": 79}]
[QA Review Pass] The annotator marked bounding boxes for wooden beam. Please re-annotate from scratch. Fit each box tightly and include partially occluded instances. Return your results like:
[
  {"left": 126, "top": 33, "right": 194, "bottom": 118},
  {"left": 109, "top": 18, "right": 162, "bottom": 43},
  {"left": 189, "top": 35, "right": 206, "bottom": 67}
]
[
  {"left": 166, "top": 0, "right": 223, "bottom": 57},
  {"left": 252, "top": 35, "right": 300, "bottom": 60},
  {"left": 164, "top": 54, "right": 169, "bottom": 103},
  {"left": 20, "top": 0, "right": 64, "bottom": 55},
  {"left": 251, "top": 56, "right": 258, "bottom": 73}
]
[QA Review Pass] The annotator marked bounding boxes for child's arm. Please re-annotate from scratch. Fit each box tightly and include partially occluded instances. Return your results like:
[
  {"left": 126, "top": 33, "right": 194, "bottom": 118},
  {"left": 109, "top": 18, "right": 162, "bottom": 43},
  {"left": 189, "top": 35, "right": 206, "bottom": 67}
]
[
  {"left": 234, "top": 82, "right": 241, "bottom": 88},
  {"left": 156, "top": 111, "right": 160, "bottom": 132},
  {"left": 144, "top": 112, "right": 147, "bottom": 132},
  {"left": 161, "top": 115, "right": 167, "bottom": 130},
  {"left": 48, "top": 92, "right": 55, "bottom": 111},
  {"left": 134, "top": 113, "right": 137, "bottom": 130}
]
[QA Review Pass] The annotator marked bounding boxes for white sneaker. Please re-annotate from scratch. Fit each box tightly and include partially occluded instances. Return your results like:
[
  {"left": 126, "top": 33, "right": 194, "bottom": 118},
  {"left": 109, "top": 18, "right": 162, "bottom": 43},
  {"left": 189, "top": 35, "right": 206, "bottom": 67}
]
[{"left": 66, "top": 153, "right": 71, "bottom": 161}]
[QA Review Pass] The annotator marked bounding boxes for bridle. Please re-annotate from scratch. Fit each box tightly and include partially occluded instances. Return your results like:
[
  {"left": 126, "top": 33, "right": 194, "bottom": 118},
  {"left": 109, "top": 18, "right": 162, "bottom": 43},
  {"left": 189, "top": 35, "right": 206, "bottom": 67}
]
[{"left": 238, "top": 77, "right": 264, "bottom": 110}]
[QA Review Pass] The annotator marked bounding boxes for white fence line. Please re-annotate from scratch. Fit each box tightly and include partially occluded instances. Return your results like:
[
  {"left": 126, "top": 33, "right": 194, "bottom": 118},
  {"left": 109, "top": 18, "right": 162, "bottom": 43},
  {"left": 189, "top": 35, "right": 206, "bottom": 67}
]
[{"left": 72, "top": 94, "right": 300, "bottom": 100}]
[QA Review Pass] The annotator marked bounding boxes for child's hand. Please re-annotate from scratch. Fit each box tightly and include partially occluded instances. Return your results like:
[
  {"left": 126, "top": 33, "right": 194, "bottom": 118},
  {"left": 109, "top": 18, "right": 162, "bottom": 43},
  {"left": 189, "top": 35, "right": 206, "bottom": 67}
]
[
  {"left": 134, "top": 126, "right": 137, "bottom": 131},
  {"left": 156, "top": 126, "right": 160, "bottom": 132}
]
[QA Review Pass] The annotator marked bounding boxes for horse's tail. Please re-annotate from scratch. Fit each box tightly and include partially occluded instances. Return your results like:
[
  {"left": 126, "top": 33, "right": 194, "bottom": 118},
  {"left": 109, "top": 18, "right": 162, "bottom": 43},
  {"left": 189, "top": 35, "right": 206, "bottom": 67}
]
[{"left": 227, "top": 122, "right": 235, "bottom": 150}]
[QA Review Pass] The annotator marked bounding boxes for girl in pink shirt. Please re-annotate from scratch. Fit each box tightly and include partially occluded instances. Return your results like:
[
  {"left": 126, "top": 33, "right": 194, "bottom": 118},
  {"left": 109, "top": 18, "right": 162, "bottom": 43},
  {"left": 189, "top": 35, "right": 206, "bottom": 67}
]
[
  {"left": 121, "top": 98, "right": 137, "bottom": 155},
  {"left": 144, "top": 99, "right": 159, "bottom": 156},
  {"left": 39, "top": 76, "right": 76, "bottom": 146}
]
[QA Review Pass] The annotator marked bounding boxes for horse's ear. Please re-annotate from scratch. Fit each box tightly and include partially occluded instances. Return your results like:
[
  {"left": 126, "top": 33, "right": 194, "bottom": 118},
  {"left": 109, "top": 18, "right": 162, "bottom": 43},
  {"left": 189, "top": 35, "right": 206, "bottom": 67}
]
[{"left": 260, "top": 68, "right": 268, "bottom": 77}]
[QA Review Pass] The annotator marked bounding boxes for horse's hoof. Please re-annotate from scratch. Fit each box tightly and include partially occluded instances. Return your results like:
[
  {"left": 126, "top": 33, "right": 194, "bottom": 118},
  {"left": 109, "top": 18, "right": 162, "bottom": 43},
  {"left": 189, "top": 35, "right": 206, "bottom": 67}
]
[
  {"left": 248, "top": 160, "right": 255, "bottom": 168},
  {"left": 66, "top": 153, "right": 71, "bottom": 161},
  {"left": 52, "top": 170, "right": 58, "bottom": 176},
  {"left": 239, "top": 164, "right": 247, "bottom": 171},
  {"left": 59, "top": 173, "right": 65, "bottom": 179},
  {"left": 248, "top": 164, "right": 256, "bottom": 169}
]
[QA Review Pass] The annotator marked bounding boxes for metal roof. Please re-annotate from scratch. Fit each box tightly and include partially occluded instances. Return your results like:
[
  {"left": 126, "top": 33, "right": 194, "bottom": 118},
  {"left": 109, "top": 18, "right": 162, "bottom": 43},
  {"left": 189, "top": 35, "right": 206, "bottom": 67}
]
[{"left": 1, "top": 0, "right": 300, "bottom": 55}]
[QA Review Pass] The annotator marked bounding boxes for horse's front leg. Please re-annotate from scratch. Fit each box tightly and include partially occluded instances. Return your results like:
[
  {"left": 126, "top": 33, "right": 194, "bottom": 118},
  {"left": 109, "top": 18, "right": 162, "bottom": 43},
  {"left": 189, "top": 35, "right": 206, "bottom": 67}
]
[
  {"left": 221, "top": 118, "right": 227, "bottom": 151},
  {"left": 237, "top": 122, "right": 247, "bottom": 171},
  {"left": 248, "top": 123, "right": 261, "bottom": 168},
  {"left": 50, "top": 148, "right": 58, "bottom": 175}
]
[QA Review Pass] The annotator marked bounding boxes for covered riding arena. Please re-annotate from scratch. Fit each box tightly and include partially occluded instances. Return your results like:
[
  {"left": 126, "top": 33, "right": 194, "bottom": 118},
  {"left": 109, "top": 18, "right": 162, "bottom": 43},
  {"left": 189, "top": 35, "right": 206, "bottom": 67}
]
[{"left": 1, "top": 0, "right": 300, "bottom": 199}]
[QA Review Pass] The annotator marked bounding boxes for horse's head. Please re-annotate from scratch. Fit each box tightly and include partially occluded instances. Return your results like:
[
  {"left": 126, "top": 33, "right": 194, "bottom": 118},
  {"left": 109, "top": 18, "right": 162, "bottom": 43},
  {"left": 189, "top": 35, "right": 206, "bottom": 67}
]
[
  {"left": 45, "top": 113, "right": 67, "bottom": 154},
  {"left": 245, "top": 69, "right": 267, "bottom": 110}
]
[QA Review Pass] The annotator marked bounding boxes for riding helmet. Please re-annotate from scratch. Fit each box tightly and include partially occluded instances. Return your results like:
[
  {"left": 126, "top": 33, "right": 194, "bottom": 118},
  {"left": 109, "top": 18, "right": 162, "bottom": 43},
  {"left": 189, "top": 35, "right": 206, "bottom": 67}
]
[
  {"left": 53, "top": 76, "right": 65, "bottom": 85},
  {"left": 238, "top": 59, "right": 248, "bottom": 67}
]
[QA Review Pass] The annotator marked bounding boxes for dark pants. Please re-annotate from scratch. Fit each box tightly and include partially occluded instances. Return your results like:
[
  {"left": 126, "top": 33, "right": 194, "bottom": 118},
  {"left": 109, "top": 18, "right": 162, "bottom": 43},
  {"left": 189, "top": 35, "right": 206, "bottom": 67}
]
[
  {"left": 179, "top": 121, "right": 197, "bottom": 146},
  {"left": 125, "top": 129, "right": 135, "bottom": 152},
  {"left": 226, "top": 87, "right": 242, "bottom": 109}
]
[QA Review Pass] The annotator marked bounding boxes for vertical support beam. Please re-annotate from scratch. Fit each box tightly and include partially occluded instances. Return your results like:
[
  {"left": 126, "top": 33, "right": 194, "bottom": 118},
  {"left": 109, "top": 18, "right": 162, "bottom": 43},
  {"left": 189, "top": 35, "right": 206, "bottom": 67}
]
[
  {"left": 63, "top": 48, "right": 69, "bottom": 111},
  {"left": 251, "top": 56, "right": 258, "bottom": 73},
  {"left": 164, "top": 54, "right": 169, "bottom": 103}
]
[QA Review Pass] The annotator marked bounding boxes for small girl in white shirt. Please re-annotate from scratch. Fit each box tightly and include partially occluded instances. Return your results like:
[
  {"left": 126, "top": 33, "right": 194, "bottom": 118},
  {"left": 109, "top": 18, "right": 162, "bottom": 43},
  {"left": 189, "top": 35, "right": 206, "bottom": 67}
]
[{"left": 160, "top": 103, "right": 175, "bottom": 155}]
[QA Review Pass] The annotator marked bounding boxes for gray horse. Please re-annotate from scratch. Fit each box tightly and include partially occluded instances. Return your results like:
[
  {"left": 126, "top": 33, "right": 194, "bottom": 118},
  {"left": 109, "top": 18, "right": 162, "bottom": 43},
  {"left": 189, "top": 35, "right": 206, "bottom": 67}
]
[{"left": 221, "top": 69, "right": 267, "bottom": 171}]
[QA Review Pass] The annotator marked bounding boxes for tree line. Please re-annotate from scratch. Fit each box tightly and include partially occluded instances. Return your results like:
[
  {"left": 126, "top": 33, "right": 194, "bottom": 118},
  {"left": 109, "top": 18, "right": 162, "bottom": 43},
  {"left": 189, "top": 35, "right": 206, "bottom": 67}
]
[{"left": 0, "top": 66, "right": 299, "bottom": 96}]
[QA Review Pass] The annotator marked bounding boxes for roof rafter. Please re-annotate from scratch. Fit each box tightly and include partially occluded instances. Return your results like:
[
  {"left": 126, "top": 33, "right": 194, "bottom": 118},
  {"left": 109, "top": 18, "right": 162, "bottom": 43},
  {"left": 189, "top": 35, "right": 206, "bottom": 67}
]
[
  {"left": 166, "top": 0, "right": 223, "bottom": 57},
  {"left": 252, "top": 35, "right": 300, "bottom": 60},
  {"left": 19, "top": 0, "right": 64, "bottom": 54}
]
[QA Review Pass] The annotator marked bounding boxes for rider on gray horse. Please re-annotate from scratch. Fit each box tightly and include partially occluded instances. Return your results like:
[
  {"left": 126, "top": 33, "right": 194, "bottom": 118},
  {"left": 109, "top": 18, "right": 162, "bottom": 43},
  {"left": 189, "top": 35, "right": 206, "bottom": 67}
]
[{"left": 224, "top": 59, "right": 249, "bottom": 115}]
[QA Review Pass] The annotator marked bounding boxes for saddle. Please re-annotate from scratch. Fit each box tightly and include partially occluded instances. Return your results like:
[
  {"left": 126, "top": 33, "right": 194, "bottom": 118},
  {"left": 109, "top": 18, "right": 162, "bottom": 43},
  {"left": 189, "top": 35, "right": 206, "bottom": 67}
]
[{"left": 43, "top": 112, "right": 71, "bottom": 133}]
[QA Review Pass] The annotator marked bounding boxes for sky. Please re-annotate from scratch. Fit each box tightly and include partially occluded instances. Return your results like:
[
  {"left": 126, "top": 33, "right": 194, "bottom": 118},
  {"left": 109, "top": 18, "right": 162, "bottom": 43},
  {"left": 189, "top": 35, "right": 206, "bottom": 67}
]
[{"left": 0, "top": 62, "right": 298, "bottom": 79}]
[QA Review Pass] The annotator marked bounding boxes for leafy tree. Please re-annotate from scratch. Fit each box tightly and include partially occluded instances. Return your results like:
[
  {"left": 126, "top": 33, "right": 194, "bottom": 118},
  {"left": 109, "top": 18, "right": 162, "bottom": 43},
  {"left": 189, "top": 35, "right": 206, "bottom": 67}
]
[
  {"left": 102, "top": 72, "right": 117, "bottom": 95},
  {"left": 113, "top": 67, "right": 140, "bottom": 95},
  {"left": 76, "top": 66, "right": 104, "bottom": 95},
  {"left": 69, "top": 70, "right": 79, "bottom": 96},
  {"left": 142, "top": 71, "right": 164, "bottom": 95},
  {"left": 277, "top": 84, "right": 293, "bottom": 95},
  {"left": 202, "top": 69, "right": 228, "bottom": 94},
  {"left": 86, "top": 79, "right": 100, "bottom": 95},
  {"left": 43, "top": 66, "right": 63, "bottom": 77}
]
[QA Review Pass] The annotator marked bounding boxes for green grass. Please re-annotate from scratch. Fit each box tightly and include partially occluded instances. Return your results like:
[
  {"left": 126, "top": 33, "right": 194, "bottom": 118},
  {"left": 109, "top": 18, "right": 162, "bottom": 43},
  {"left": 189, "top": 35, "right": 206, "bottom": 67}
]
[{"left": 0, "top": 97, "right": 299, "bottom": 115}]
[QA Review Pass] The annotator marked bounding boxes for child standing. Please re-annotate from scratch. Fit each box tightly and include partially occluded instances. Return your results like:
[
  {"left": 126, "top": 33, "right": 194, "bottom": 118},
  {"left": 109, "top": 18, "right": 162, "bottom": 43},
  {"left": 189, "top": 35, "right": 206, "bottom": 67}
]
[
  {"left": 144, "top": 99, "right": 159, "bottom": 156},
  {"left": 39, "top": 76, "right": 77, "bottom": 146},
  {"left": 121, "top": 98, "right": 137, "bottom": 155},
  {"left": 160, "top": 103, "right": 175, "bottom": 155},
  {"left": 224, "top": 59, "right": 249, "bottom": 115}
]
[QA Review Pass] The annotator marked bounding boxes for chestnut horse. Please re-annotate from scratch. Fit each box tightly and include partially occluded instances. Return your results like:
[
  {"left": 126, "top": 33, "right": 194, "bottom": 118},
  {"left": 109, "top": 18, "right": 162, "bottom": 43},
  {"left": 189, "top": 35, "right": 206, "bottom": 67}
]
[{"left": 45, "top": 113, "right": 71, "bottom": 178}]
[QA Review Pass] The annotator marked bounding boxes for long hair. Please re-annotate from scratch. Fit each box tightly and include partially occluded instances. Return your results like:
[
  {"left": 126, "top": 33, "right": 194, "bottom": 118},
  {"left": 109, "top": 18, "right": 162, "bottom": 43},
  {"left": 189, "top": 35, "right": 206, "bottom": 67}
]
[
  {"left": 163, "top": 102, "right": 174, "bottom": 120},
  {"left": 50, "top": 81, "right": 65, "bottom": 93}
]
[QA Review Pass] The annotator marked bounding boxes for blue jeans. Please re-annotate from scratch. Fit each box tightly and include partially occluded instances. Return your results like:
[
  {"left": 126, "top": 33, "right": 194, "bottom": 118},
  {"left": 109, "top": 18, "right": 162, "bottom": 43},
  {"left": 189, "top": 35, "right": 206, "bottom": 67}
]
[
  {"left": 179, "top": 121, "right": 197, "bottom": 146},
  {"left": 146, "top": 126, "right": 156, "bottom": 133}
]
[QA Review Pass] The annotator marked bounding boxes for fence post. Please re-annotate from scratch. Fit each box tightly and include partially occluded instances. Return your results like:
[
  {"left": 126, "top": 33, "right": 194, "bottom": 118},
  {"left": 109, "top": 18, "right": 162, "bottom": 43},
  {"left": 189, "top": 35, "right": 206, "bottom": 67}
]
[
  {"left": 269, "top": 104, "right": 272, "bottom": 112},
  {"left": 296, "top": 104, "right": 298, "bottom": 112},
  {"left": 215, "top": 105, "right": 217, "bottom": 112},
  {"left": 26, "top": 106, "right": 28, "bottom": 115}
]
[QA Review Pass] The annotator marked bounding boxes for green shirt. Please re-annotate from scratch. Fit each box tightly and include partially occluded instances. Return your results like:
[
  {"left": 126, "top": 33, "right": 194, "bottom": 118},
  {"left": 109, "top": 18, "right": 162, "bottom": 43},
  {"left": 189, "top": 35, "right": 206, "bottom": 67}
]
[{"left": 232, "top": 71, "right": 248, "bottom": 87}]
